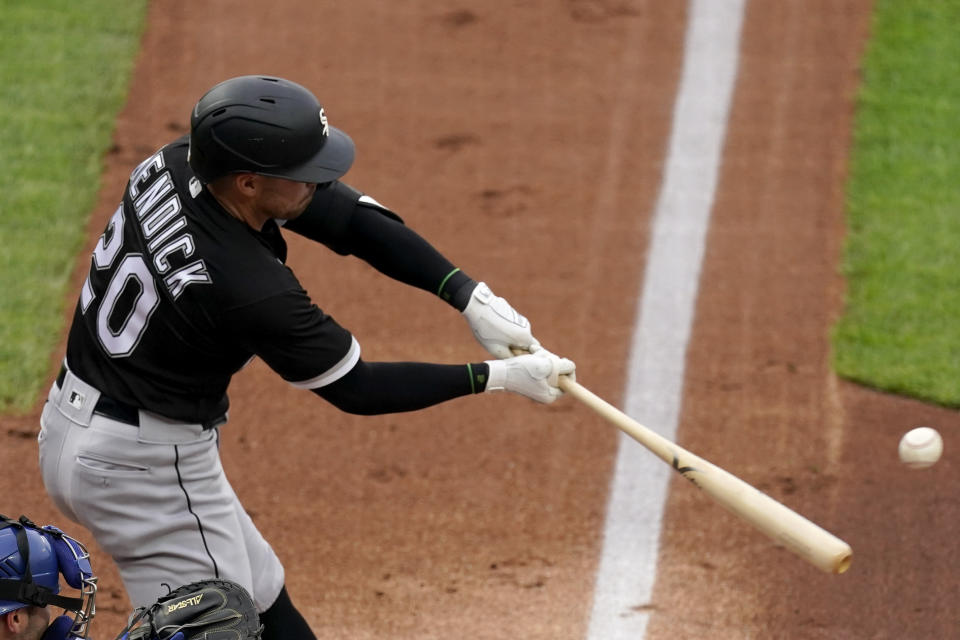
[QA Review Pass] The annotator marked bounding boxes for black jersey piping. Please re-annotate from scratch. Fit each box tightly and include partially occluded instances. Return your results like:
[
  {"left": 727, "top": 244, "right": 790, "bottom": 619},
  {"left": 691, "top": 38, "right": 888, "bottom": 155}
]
[{"left": 173, "top": 444, "right": 220, "bottom": 578}]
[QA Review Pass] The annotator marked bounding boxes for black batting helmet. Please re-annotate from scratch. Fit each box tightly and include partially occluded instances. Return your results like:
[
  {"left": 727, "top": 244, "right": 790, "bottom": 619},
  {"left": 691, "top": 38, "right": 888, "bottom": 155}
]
[{"left": 188, "top": 75, "right": 355, "bottom": 184}]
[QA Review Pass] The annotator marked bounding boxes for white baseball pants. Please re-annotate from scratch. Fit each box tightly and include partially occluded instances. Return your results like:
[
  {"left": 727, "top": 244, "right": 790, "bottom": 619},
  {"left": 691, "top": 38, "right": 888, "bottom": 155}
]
[{"left": 38, "top": 366, "right": 285, "bottom": 612}]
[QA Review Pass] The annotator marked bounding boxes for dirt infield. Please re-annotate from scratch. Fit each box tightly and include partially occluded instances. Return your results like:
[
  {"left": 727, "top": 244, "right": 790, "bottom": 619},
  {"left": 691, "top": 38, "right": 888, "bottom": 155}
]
[{"left": 3, "top": 1, "right": 960, "bottom": 638}]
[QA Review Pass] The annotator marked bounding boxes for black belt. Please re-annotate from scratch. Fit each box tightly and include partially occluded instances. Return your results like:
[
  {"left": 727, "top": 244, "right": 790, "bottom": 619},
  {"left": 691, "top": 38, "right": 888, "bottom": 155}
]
[{"left": 56, "top": 366, "right": 223, "bottom": 430}]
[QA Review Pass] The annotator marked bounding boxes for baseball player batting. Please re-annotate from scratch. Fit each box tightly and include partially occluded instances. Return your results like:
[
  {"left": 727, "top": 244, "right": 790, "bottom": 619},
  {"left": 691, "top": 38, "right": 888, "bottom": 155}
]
[{"left": 38, "top": 75, "right": 575, "bottom": 640}]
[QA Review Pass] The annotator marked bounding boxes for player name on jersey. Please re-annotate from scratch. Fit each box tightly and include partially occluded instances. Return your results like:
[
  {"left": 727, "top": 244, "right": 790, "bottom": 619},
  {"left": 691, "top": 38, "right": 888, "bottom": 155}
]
[
  {"left": 128, "top": 150, "right": 211, "bottom": 298},
  {"left": 82, "top": 149, "right": 211, "bottom": 312},
  {"left": 79, "top": 147, "right": 212, "bottom": 357}
]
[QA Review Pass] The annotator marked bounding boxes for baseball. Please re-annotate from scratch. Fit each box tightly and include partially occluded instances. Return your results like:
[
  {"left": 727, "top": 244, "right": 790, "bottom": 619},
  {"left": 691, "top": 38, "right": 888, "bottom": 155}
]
[{"left": 898, "top": 427, "right": 943, "bottom": 469}]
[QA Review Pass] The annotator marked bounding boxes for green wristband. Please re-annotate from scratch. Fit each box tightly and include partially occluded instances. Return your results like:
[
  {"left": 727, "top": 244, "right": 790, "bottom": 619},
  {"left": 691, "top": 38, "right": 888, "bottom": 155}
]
[{"left": 437, "top": 268, "right": 461, "bottom": 300}]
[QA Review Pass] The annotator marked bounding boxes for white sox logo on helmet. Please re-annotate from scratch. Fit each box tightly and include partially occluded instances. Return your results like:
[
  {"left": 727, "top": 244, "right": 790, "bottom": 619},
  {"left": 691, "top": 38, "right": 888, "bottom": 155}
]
[{"left": 319, "top": 108, "right": 329, "bottom": 137}]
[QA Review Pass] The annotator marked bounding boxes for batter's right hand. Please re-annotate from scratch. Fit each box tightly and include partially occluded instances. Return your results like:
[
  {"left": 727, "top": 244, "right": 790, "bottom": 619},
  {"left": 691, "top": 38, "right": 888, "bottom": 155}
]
[{"left": 484, "top": 349, "right": 575, "bottom": 403}]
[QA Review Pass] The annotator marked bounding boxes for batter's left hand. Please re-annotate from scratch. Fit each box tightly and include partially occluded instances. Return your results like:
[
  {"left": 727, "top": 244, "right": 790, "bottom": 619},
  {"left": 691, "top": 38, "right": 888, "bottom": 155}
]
[{"left": 461, "top": 282, "right": 540, "bottom": 358}]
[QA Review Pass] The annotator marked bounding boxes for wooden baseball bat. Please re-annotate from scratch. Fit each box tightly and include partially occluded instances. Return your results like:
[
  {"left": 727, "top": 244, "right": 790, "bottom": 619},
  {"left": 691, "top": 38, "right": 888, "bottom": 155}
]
[{"left": 558, "top": 375, "right": 852, "bottom": 574}]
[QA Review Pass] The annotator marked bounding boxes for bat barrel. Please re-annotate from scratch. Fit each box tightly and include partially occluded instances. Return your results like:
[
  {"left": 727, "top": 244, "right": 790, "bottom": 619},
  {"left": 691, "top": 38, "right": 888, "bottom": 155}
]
[
  {"left": 688, "top": 457, "right": 853, "bottom": 574},
  {"left": 559, "top": 376, "right": 853, "bottom": 574}
]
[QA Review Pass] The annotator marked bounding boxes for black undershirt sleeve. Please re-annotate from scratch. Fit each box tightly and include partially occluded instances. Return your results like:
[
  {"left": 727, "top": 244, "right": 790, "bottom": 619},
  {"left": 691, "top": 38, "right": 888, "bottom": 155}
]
[
  {"left": 285, "top": 183, "right": 478, "bottom": 309},
  {"left": 342, "top": 206, "right": 477, "bottom": 311},
  {"left": 313, "top": 359, "right": 490, "bottom": 415}
]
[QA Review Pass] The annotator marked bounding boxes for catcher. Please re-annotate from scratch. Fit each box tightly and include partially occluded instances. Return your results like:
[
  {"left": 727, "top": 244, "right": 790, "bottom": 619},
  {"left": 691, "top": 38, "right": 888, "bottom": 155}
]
[
  {"left": 1, "top": 514, "right": 259, "bottom": 640},
  {"left": 0, "top": 515, "right": 96, "bottom": 640}
]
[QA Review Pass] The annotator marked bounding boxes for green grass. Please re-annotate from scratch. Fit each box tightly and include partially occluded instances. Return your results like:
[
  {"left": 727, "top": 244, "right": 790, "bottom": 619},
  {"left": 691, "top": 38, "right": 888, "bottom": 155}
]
[
  {"left": 833, "top": 0, "right": 960, "bottom": 407},
  {"left": 0, "top": 1, "right": 147, "bottom": 413}
]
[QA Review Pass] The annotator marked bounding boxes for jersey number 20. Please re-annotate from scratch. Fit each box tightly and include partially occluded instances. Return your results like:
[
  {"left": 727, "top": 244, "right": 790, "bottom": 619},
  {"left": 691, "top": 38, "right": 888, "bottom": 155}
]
[{"left": 80, "top": 205, "right": 160, "bottom": 357}]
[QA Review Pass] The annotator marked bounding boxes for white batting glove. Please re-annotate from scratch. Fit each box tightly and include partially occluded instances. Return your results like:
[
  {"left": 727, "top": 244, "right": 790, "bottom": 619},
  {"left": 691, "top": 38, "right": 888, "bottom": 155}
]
[
  {"left": 462, "top": 282, "right": 541, "bottom": 359},
  {"left": 485, "top": 349, "right": 576, "bottom": 404}
]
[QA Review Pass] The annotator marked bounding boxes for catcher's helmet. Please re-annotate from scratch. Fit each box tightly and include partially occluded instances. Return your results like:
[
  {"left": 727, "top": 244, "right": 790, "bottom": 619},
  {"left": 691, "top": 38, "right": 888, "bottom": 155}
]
[
  {"left": 0, "top": 524, "right": 60, "bottom": 615},
  {"left": 188, "top": 75, "right": 355, "bottom": 184},
  {"left": 0, "top": 515, "right": 97, "bottom": 639}
]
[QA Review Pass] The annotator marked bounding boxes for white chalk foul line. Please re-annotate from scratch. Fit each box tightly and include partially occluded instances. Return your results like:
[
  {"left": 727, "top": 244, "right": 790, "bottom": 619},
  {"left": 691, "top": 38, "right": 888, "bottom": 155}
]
[{"left": 586, "top": 1, "right": 745, "bottom": 638}]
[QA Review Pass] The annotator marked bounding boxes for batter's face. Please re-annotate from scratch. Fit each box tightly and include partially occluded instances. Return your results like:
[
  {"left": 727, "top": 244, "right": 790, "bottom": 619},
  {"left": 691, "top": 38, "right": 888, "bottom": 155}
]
[{"left": 250, "top": 175, "right": 317, "bottom": 221}]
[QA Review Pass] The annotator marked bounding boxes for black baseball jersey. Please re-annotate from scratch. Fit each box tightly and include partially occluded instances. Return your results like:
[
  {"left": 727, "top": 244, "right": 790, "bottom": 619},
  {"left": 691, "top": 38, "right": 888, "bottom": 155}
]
[{"left": 66, "top": 136, "right": 384, "bottom": 423}]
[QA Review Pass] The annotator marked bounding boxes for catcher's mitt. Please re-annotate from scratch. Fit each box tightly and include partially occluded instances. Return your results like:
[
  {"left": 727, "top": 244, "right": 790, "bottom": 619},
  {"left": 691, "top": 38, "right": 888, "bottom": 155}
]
[{"left": 116, "top": 580, "right": 262, "bottom": 640}]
